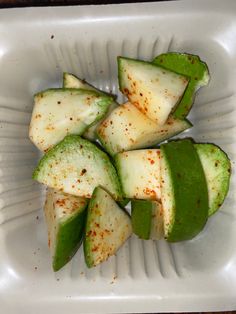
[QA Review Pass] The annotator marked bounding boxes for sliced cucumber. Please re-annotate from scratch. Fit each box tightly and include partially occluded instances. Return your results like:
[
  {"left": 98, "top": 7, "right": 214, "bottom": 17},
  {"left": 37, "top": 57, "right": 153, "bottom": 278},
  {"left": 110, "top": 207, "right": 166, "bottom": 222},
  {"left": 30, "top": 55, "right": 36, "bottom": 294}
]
[
  {"left": 160, "top": 139, "right": 208, "bottom": 242},
  {"left": 115, "top": 149, "right": 161, "bottom": 200},
  {"left": 118, "top": 57, "right": 189, "bottom": 124},
  {"left": 153, "top": 53, "right": 210, "bottom": 119},
  {"left": 63, "top": 73, "right": 94, "bottom": 90},
  {"left": 33, "top": 135, "right": 122, "bottom": 200},
  {"left": 63, "top": 73, "right": 118, "bottom": 141},
  {"left": 150, "top": 201, "right": 164, "bottom": 240},
  {"left": 29, "top": 88, "right": 112, "bottom": 152},
  {"left": 84, "top": 186, "right": 132, "bottom": 268},
  {"left": 44, "top": 188, "right": 88, "bottom": 271},
  {"left": 195, "top": 143, "right": 231, "bottom": 216},
  {"left": 97, "top": 102, "right": 192, "bottom": 156},
  {"left": 131, "top": 200, "right": 164, "bottom": 240}
]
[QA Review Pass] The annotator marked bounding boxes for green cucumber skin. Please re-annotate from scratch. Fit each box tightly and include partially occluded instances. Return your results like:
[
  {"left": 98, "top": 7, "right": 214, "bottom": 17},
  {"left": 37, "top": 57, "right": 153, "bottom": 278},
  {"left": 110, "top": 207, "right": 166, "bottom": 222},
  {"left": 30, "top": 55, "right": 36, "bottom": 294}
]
[
  {"left": 84, "top": 190, "right": 97, "bottom": 268},
  {"left": 153, "top": 53, "right": 210, "bottom": 119},
  {"left": 96, "top": 131, "right": 115, "bottom": 157},
  {"left": 113, "top": 154, "right": 126, "bottom": 198},
  {"left": 195, "top": 143, "right": 231, "bottom": 216},
  {"left": 53, "top": 204, "right": 87, "bottom": 272},
  {"left": 33, "top": 135, "right": 122, "bottom": 200},
  {"left": 131, "top": 200, "right": 152, "bottom": 240},
  {"left": 161, "top": 139, "right": 209, "bottom": 242}
]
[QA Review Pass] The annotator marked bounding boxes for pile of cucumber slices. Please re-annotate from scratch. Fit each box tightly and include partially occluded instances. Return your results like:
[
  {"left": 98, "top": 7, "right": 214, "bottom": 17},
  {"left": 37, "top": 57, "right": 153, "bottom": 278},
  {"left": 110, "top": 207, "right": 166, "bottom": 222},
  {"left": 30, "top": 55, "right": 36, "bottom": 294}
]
[{"left": 29, "top": 52, "right": 231, "bottom": 272}]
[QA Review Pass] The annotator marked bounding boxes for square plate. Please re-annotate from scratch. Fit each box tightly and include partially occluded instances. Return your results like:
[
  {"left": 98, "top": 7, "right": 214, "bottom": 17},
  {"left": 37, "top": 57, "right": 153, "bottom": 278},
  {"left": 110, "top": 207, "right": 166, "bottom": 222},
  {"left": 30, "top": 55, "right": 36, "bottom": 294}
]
[{"left": 0, "top": 0, "right": 236, "bottom": 312}]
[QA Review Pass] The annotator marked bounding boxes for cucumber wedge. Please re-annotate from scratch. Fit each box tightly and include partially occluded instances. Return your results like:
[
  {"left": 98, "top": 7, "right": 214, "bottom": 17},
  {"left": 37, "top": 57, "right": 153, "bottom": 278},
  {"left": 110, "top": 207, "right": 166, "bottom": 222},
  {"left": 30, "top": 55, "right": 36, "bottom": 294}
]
[
  {"left": 153, "top": 53, "right": 210, "bottom": 119},
  {"left": 44, "top": 188, "right": 88, "bottom": 271},
  {"left": 131, "top": 200, "right": 164, "bottom": 240},
  {"left": 84, "top": 186, "right": 132, "bottom": 268},
  {"left": 118, "top": 57, "right": 189, "bottom": 124},
  {"left": 160, "top": 139, "right": 208, "bottom": 242},
  {"left": 195, "top": 143, "right": 231, "bottom": 216},
  {"left": 97, "top": 102, "right": 192, "bottom": 156},
  {"left": 63, "top": 73, "right": 95, "bottom": 90},
  {"left": 63, "top": 73, "right": 118, "bottom": 141},
  {"left": 33, "top": 135, "right": 122, "bottom": 200},
  {"left": 115, "top": 149, "right": 161, "bottom": 200},
  {"left": 29, "top": 88, "right": 112, "bottom": 152}
]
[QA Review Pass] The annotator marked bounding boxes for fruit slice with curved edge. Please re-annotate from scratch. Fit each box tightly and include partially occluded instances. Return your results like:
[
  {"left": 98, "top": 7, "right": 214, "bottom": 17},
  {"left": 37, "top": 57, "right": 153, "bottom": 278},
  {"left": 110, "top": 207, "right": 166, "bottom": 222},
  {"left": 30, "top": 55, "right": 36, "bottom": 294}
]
[
  {"left": 44, "top": 188, "right": 88, "bottom": 271},
  {"left": 63, "top": 73, "right": 118, "bottom": 141},
  {"left": 29, "top": 88, "right": 112, "bottom": 152},
  {"left": 84, "top": 186, "right": 132, "bottom": 268},
  {"left": 195, "top": 143, "right": 231, "bottom": 216},
  {"left": 153, "top": 53, "right": 210, "bottom": 119},
  {"left": 131, "top": 199, "right": 164, "bottom": 240},
  {"left": 118, "top": 57, "right": 189, "bottom": 125},
  {"left": 63, "top": 73, "right": 94, "bottom": 90},
  {"left": 160, "top": 139, "right": 208, "bottom": 242},
  {"left": 115, "top": 149, "right": 161, "bottom": 200},
  {"left": 33, "top": 135, "right": 122, "bottom": 200},
  {"left": 97, "top": 102, "right": 192, "bottom": 156}
]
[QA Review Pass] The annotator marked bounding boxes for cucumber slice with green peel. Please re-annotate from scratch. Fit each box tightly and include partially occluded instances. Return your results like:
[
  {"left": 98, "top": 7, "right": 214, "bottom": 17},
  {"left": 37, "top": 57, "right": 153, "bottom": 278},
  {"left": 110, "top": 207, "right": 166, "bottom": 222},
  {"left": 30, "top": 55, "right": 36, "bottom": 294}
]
[
  {"left": 160, "top": 139, "right": 209, "bottom": 242},
  {"left": 195, "top": 143, "right": 231, "bottom": 216},
  {"left": 33, "top": 135, "right": 122, "bottom": 200},
  {"left": 115, "top": 149, "right": 161, "bottom": 200},
  {"left": 153, "top": 53, "right": 210, "bottom": 119},
  {"left": 118, "top": 57, "right": 189, "bottom": 125},
  {"left": 44, "top": 188, "right": 88, "bottom": 271},
  {"left": 29, "top": 88, "right": 112, "bottom": 152},
  {"left": 97, "top": 102, "right": 192, "bottom": 156},
  {"left": 63, "top": 73, "right": 118, "bottom": 141},
  {"left": 84, "top": 186, "right": 132, "bottom": 268},
  {"left": 63, "top": 73, "right": 95, "bottom": 90},
  {"left": 97, "top": 102, "right": 157, "bottom": 156},
  {"left": 131, "top": 200, "right": 164, "bottom": 240},
  {"left": 81, "top": 102, "right": 117, "bottom": 141}
]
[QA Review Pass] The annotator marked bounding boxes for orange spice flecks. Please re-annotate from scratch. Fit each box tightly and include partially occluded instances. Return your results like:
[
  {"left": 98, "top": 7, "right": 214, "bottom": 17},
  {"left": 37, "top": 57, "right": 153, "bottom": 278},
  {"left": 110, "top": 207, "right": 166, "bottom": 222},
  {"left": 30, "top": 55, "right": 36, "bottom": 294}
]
[{"left": 143, "top": 187, "right": 157, "bottom": 199}]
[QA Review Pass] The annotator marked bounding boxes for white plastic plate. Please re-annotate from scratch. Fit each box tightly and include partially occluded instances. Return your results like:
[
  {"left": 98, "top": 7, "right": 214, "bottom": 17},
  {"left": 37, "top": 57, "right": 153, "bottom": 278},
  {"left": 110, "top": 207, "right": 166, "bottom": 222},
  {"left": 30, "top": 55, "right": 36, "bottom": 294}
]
[{"left": 0, "top": 0, "right": 236, "bottom": 313}]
